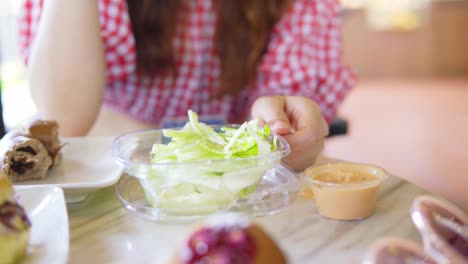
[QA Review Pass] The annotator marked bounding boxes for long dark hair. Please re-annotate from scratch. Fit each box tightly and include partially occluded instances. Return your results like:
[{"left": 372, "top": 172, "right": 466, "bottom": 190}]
[{"left": 126, "top": 0, "right": 290, "bottom": 96}]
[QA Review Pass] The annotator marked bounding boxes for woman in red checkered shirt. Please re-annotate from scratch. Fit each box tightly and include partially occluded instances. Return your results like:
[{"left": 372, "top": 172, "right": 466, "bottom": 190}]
[{"left": 18, "top": 0, "right": 355, "bottom": 171}]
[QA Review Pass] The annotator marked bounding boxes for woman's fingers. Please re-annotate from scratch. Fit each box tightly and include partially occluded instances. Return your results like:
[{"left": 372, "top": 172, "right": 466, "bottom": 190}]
[
  {"left": 251, "top": 95, "right": 329, "bottom": 171},
  {"left": 283, "top": 96, "right": 329, "bottom": 140},
  {"left": 251, "top": 96, "right": 291, "bottom": 135}
]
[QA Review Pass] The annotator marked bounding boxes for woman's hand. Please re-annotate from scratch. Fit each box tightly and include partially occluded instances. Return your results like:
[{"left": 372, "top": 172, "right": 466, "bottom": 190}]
[{"left": 251, "top": 96, "right": 329, "bottom": 172}]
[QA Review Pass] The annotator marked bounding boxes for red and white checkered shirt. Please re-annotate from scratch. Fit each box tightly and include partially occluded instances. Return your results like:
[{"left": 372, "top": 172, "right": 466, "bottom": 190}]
[{"left": 18, "top": 0, "right": 355, "bottom": 126}]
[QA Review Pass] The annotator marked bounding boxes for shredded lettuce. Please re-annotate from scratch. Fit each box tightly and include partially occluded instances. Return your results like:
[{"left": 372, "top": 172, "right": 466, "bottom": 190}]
[
  {"left": 143, "top": 110, "right": 281, "bottom": 213},
  {"left": 151, "top": 110, "right": 277, "bottom": 162}
]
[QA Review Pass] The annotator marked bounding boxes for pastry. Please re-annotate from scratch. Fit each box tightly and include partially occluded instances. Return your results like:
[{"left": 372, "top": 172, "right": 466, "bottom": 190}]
[
  {"left": 411, "top": 196, "right": 468, "bottom": 263},
  {"left": 171, "top": 214, "right": 287, "bottom": 264},
  {"left": 0, "top": 170, "right": 31, "bottom": 264},
  {"left": 23, "top": 120, "right": 62, "bottom": 167},
  {"left": 0, "top": 120, "right": 62, "bottom": 182}
]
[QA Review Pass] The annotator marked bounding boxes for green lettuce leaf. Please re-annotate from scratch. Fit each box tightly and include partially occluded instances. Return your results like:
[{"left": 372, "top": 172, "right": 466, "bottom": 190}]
[{"left": 145, "top": 109, "right": 281, "bottom": 213}]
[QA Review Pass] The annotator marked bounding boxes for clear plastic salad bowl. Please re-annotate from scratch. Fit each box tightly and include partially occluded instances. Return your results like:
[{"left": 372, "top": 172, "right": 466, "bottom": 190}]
[{"left": 112, "top": 124, "right": 294, "bottom": 220}]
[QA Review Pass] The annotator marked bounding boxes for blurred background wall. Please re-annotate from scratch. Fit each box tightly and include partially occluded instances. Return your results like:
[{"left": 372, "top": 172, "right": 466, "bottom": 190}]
[{"left": 342, "top": 0, "right": 468, "bottom": 79}]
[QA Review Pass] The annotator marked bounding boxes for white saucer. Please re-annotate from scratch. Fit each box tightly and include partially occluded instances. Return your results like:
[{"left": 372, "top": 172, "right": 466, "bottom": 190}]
[
  {"left": 14, "top": 137, "right": 122, "bottom": 203},
  {"left": 15, "top": 185, "right": 69, "bottom": 264}
]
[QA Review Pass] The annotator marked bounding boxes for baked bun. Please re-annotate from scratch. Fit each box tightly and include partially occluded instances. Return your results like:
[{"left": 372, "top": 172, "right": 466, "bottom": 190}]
[
  {"left": 171, "top": 214, "right": 287, "bottom": 264},
  {"left": 0, "top": 171, "right": 31, "bottom": 264},
  {"left": 23, "top": 120, "right": 62, "bottom": 167},
  {"left": 0, "top": 120, "right": 62, "bottom": 182},
  {"left": 411, "top": 196, "right": 468, "bottom": 263},
  {"left": 0, "top": 171, "right": 13, "bottom": 203}
]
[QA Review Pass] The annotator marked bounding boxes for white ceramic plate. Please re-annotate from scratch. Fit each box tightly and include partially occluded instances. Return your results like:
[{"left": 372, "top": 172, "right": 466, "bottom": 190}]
[
  {"left": 14, "top": 137, "right": 122, "bottom": 203},
  {"left": 15, "top": 186, "right": 69, "bottom": 264}
]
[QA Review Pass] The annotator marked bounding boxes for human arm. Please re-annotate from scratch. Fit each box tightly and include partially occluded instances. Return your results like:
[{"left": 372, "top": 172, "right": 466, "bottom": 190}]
[
  {"left": 20, "top": 0, "right": 105, "bottom": 136},
  {"left": 246, "top": 0, "right": 355, "bottom": 170}
]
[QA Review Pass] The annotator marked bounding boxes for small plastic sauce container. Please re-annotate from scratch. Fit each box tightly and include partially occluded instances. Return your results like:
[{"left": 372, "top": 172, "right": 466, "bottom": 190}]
[{"left": 304, "top": 162, "right": 388, "bottom": 221}]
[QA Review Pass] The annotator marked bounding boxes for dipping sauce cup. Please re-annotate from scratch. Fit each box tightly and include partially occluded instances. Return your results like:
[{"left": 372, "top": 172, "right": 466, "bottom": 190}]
[{"left": 304, "top": 162, "right": 388, "bottom": 221}]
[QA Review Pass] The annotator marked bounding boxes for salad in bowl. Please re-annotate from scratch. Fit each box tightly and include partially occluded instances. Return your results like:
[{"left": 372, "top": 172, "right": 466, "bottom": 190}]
[{"left": 112, "top": 110, "right": 290, "bottom": 215}]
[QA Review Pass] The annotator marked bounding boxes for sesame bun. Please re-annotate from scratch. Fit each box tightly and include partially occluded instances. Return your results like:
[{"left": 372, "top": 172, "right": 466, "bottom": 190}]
[
  {"left": 0, "top": 171, "right": 31, "bottom": 264},
  {"left": 0, "top": 170, "right": 13, "bottom": 204},
  {"left": 0, "top": 225, "right": 29, "bottom": 264}
]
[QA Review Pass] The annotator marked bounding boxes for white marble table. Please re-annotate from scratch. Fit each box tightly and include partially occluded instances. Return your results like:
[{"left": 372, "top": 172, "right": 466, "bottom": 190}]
[{"left": 66, "top": 174, "right": 431, "bottom": 264}]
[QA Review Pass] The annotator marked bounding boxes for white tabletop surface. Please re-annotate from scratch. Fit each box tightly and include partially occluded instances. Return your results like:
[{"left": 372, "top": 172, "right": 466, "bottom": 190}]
[{"left": 66, "top": 173, "right": 431, "bottom": 264}]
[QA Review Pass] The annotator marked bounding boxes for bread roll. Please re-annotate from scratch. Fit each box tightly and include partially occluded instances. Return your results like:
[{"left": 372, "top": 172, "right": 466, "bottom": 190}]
[
  {"left": 0, "top": 120, "right": 62, "bottom": 182},
  {"left": 23, "top": 120, "right": 62, "bottom": 167},
  {"left": 170, "top": 214, "right": 287, "bottom": 264},
  {"left": 411, "top": 196, "right": 468, "bottom": 263},
  {"left": 364, "top": 237, "right": 437, "bottom": 264},
  {"left": 0, "top": 131, "right": 53, "bottom": 182}
]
